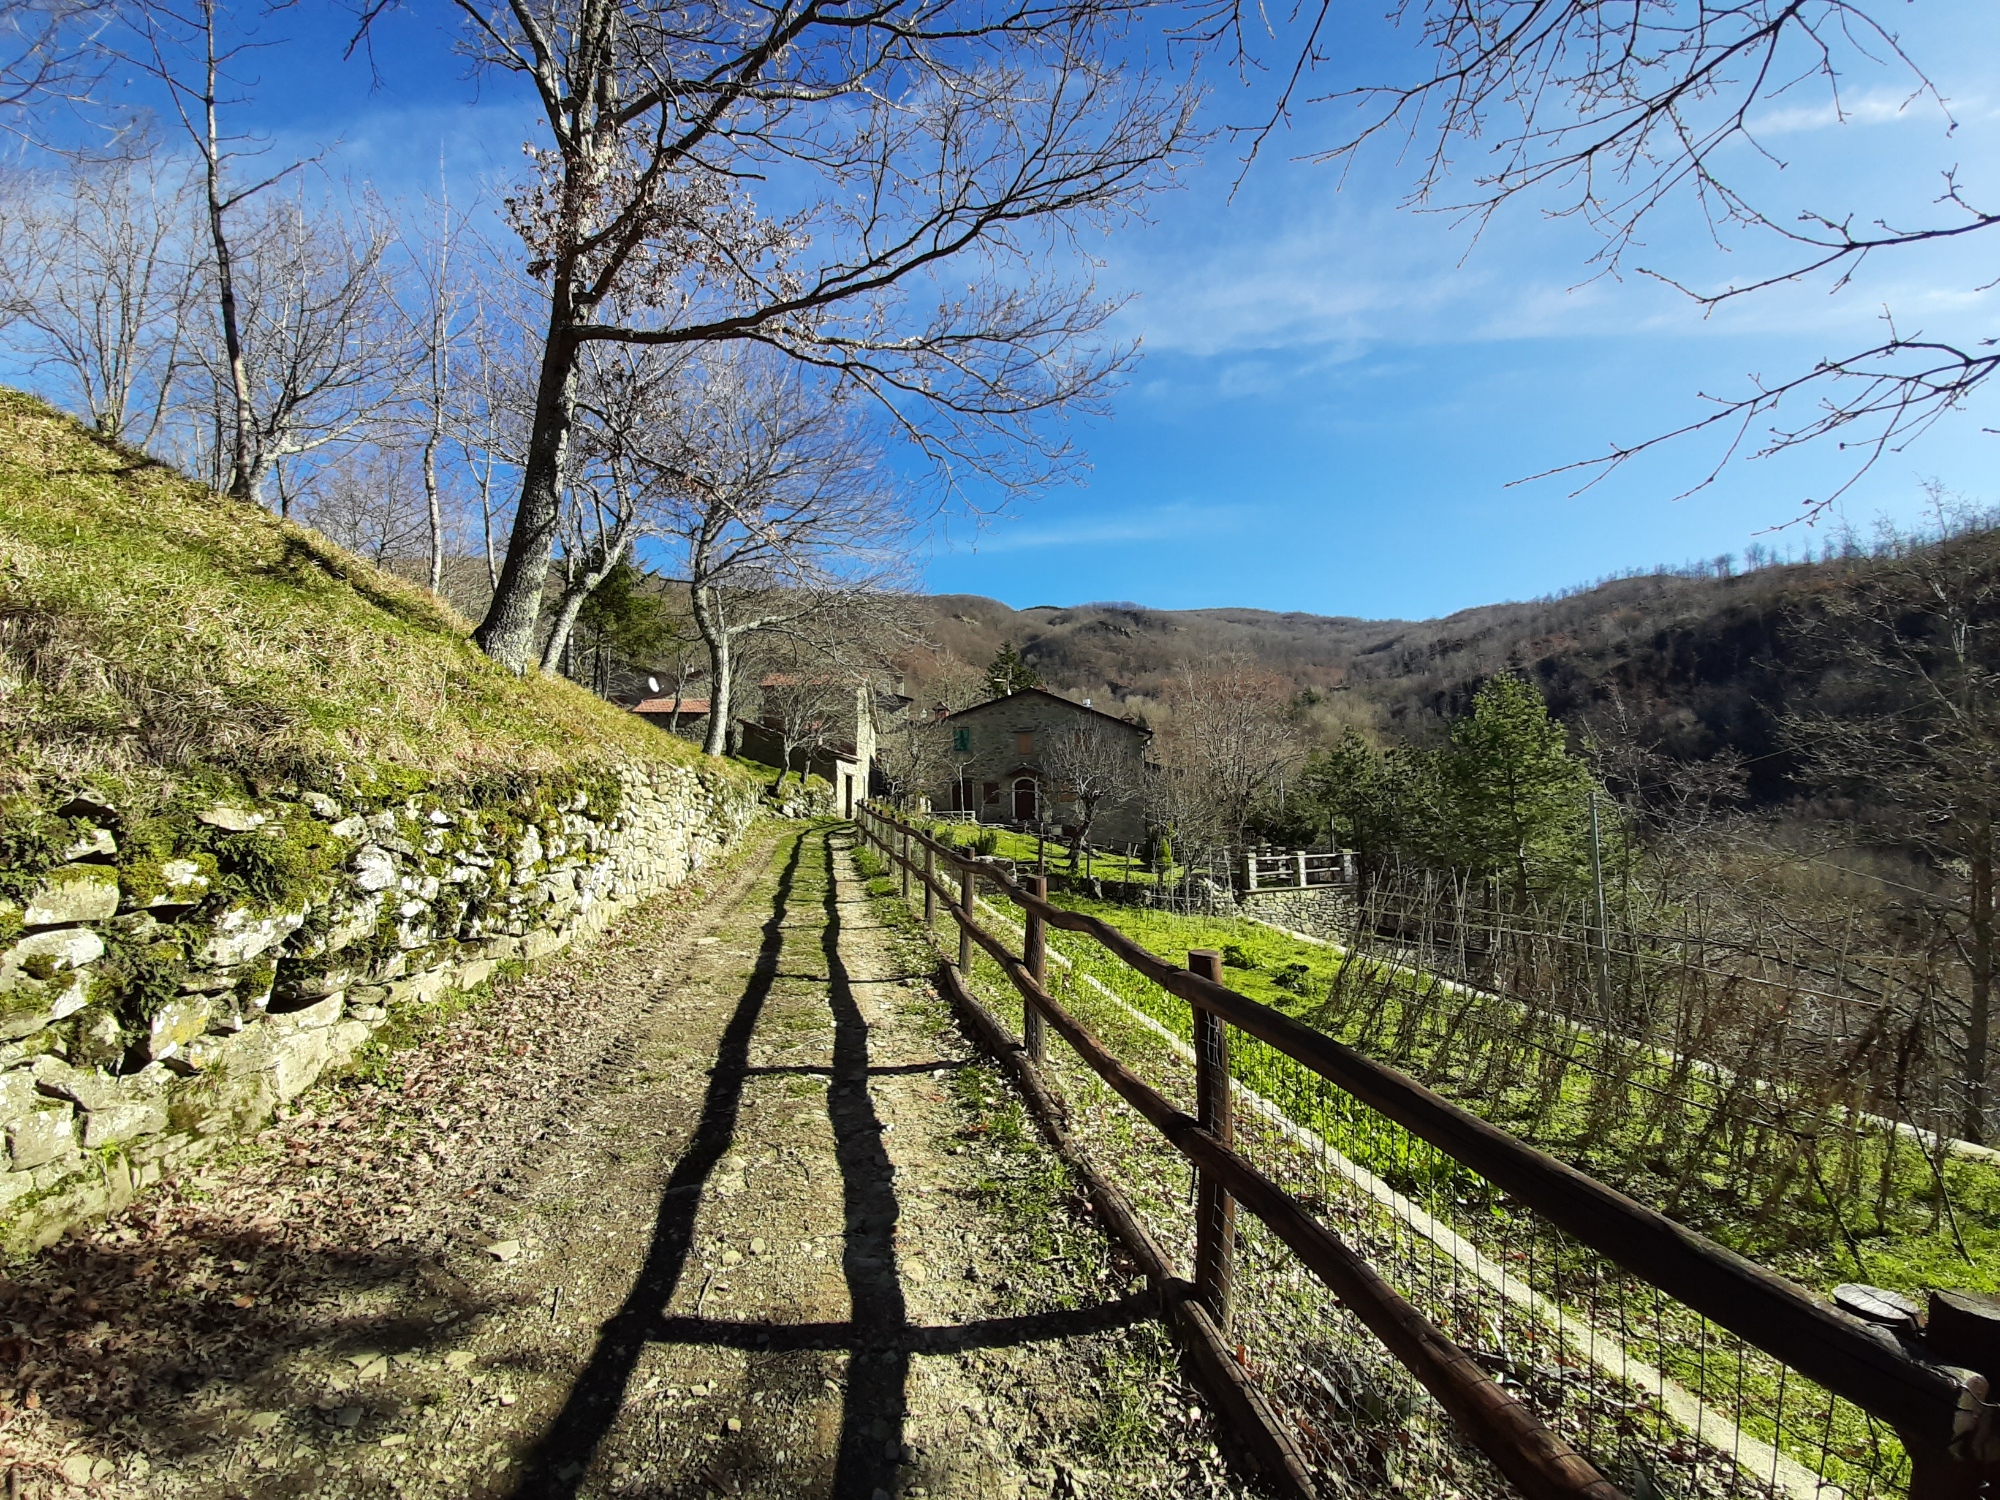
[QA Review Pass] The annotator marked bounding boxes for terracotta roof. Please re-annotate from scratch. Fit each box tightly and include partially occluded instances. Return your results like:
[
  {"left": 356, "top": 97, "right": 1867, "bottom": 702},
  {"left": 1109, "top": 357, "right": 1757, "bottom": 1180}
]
[{"left": 633, "top": 697, "right": 709, "bottom": 715}]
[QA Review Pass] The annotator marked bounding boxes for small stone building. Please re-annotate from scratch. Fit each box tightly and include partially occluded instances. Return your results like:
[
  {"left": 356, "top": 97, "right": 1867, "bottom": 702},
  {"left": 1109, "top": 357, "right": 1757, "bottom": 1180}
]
[
  {"left": 936, "top": 688, "right": 1150, "bottom": 846},
  {"left": 737, "top": 677, "right": 889, "bottom": 819}
]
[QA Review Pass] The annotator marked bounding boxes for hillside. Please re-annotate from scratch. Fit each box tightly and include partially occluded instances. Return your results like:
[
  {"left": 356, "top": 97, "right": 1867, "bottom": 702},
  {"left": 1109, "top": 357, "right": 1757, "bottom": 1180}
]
[
  {"left": 0, "top": 389, "right": 705, "bottom": 825},
  {"left": 910, "top": 557, "right": 1876, "bottom": 804},
  {"left": 0, "top": 389, "right": 760, "bottom": 1250}
]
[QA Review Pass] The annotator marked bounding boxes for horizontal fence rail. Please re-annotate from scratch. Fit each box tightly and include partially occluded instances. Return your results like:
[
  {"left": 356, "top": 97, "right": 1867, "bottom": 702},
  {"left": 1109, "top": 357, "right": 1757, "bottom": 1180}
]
[
  {"left": 1243, "top": 849, "right": 1357, "bottom": 891},
  {"left": 853, "top": 803, "right": 1999, "bottom": 1500}
]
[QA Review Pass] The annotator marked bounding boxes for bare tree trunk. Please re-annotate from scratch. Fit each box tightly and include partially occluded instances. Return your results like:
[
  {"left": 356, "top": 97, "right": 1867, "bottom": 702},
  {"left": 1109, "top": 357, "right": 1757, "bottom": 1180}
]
[
  {"left": 473, "top": 313, "right": 576, "bottom": 670},
  {"left": 423, "top": 433, "right": 443, "bottom": 593},
  {"left": 194, "top": 5, "right": 254, "bottom": 503},
  {"left": 692, "top": 583, "right": 733, "bottom": 758},
  {"left": 538, "top": 535, "right": 628, "bottom": 675},
  {"left": 1968, "top": 822, "right": 1993, "bottom": 1142},
  {"left": 477, "top": 448, "right": 500, "bottom": 594}
]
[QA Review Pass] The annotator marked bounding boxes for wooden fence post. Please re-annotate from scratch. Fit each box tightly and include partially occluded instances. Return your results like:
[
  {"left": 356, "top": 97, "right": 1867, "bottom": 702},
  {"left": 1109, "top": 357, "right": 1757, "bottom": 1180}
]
[
  {"left": 923, "top": 840, "right": 936, "bottom": 928},
  {"left": 900, "top": 824, "right": 911, "bottom": 898},
  {"left": 1024, "top": 875, "right": 1047, "bottom": 1064},
  {"left": 1905, "top": 1449, "right": 1985, "bottom": 1500},
  {"left": 1189, "top": 947, "right": 1236, "bottom": 1331},
  {"left": 958, "top": 864, "right": 976, "bottom": 972}
]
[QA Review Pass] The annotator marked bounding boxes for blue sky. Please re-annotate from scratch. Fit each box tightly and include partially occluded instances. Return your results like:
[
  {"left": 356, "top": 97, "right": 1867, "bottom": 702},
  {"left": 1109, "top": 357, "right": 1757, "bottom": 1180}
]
[{"left": 64, "top": 0, "right": 2000, "bottom": 619}]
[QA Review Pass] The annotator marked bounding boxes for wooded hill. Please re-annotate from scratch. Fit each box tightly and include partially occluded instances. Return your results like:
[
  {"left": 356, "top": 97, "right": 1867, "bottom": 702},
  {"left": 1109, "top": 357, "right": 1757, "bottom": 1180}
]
[{"left": 913, "top": 540, "right": 1980, "bottom": 809}]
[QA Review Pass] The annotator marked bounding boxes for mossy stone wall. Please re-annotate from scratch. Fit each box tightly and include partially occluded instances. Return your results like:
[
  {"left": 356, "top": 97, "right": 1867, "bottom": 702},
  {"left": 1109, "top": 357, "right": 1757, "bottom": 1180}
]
[{"left": 0, "top": 761, "right": 759, "bottom": 1249}]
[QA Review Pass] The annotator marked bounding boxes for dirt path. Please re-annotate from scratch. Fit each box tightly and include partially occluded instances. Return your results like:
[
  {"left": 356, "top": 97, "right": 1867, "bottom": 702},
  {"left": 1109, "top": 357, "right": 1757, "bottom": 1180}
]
[{"left": 2, "top": 822, "right": 1248, "bottom": 1500}]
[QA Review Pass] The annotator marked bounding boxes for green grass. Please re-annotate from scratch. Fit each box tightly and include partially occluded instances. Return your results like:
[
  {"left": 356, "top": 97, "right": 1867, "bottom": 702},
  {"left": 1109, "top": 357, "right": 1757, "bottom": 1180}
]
[
  {"left": 0, "top": 388, "right": 723, "bottom": 815},
  {"left": 920, "top": 875, "right": 1994, "bottom": 1497}
]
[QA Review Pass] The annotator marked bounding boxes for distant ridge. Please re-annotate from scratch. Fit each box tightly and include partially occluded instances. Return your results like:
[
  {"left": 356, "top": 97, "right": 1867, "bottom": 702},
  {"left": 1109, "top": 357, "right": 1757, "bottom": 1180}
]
[{"left": 907, "top": 539, "right": 1986, "bottom": 808}]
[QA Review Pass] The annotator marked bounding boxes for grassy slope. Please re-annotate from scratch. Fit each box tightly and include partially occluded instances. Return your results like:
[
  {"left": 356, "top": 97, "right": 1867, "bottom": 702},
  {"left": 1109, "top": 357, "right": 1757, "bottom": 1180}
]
[
  {"left": 916, "top": 884, "right": 1990, "bottom": 1489},
  {"left": 983, "top": 888, "right": 2000, "bottom": 1300},
  {"left": 0, "top": 389, "right": 703, "bottom": 811}
]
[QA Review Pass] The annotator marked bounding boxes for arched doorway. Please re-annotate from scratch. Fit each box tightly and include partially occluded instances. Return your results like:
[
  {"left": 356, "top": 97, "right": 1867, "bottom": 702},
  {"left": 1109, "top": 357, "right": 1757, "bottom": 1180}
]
[{"left": 1012, "top": 776, "right": 1037, "bottom": 822}]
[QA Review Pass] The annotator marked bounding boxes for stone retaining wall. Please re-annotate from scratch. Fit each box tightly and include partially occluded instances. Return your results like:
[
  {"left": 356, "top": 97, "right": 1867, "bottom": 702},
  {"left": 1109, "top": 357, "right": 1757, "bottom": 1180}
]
[
  {"left": 0, "top": 761, "right": 759, "bottom": 1249},
  {"left": 1235, "top": 885, "right": 1359, "bottom": 942}
]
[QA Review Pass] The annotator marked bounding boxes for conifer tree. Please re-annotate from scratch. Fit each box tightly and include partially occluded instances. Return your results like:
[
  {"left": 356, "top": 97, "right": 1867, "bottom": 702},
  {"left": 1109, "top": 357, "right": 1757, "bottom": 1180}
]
[
  {"left": 984, "top": 642, "right": 1042, "bottom": 699},
  {"left": 1444, "top": 676, "right": 1593, "bottom": 903}
]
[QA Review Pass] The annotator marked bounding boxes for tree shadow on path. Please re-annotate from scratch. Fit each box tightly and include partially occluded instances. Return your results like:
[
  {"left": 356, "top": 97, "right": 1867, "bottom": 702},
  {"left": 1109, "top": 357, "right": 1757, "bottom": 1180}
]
[{"left": 516, "top": 826, "right": 1151, "bottom": 1500}]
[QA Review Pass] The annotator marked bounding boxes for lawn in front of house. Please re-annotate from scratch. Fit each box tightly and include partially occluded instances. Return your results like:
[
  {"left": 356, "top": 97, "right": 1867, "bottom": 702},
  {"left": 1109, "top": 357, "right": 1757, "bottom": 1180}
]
[{"left": 907, "top": 818, "right": 1173, "bottom": 883}]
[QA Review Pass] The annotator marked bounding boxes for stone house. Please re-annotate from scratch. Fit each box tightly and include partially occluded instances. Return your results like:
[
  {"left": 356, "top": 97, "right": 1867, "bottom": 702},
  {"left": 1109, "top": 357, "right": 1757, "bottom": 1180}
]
[
  {"left": 737, "top": 676, "right": 902, "bottom": 819},
  {"left": 936, "top": 688, "right": 1150, "bottom": 846}
]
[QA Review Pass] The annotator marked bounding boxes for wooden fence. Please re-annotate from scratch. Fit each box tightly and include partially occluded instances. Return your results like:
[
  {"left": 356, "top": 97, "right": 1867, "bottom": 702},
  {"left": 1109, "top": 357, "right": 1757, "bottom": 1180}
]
[
  {"left": 855, "top": 803, "right": 1999, "bottom": 1500},
  {"left": 1242, "top": 848, "right": 1356, "bottom": 891}
]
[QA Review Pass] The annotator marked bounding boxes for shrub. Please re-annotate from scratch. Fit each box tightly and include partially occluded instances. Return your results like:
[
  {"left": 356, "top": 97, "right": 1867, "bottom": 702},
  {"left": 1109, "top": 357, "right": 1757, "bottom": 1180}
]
[{"left": 1221, "top": 943, "right": 1258, "bottom": 971}]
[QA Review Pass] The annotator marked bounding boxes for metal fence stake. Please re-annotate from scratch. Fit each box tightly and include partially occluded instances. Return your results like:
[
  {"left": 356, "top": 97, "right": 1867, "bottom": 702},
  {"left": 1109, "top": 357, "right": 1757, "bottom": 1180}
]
[
  {"left": 1189, "top": 947, "right": 1236, "bottom": 1332},
  {"left": 1024, "top": 875, "right": 1047, "bottom": 1064}
]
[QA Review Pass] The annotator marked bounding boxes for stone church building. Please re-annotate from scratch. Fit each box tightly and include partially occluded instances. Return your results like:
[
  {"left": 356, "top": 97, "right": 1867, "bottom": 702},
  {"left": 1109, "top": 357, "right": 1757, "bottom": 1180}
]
[{"left": 936, "top": 688, "right": 1150, "bottom": 845}]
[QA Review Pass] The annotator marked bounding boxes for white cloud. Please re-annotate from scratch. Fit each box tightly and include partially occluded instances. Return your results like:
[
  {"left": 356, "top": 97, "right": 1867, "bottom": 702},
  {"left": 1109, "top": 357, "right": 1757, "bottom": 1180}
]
[
  {"left": 1749, "top": 87, "right": 1974, "bottom": 137},
  {"left": 957, "top": 500, "right": 1248, "bottom": 553}
]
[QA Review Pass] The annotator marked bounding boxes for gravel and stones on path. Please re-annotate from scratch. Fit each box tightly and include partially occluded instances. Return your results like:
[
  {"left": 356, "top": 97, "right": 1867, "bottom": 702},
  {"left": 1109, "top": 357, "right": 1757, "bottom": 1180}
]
[{"left": 0, "top": 821, "right": 1251, "bottom": 1500}]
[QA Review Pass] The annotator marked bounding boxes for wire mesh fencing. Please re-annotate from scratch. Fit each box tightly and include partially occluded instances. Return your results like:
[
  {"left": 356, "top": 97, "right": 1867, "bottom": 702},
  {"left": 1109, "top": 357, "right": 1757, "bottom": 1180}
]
[{"left": 855, "top": 807, "right": 1989, "bottom": 1500}]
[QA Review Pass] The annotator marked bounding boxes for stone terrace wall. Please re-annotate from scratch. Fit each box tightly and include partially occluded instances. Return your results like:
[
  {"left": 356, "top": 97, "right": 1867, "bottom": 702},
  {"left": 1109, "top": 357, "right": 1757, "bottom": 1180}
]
[
  {"left": 0, "top": 762, "right": 759, "bottom": 1248},
  {"left": 1236, "top": 885, "right": 1359, "bottom": 943}
]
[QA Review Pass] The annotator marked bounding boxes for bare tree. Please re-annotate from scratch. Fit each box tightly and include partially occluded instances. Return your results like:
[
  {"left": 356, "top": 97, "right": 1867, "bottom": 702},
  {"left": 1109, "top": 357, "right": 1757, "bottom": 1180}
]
[
  {"left": 878, "top": 652, "right": 984, "bottom": 808},
  {"left": 128, "top": 0, "right": 309, "bottom": 500},
  {"left": 1785, "top": 495, "right": 2000, "bottom": 1140},
  {"left": 0, "top": 150, "right": 199, "bottom": 446},
  {"left": 291, "top": 444, "right": 431, "bottom": 566},
  {"left": 122, "top": 0, "right": 401, "bottom": 506},
  {"left": 397, "top": 186, "right": 483, "bottom": 593},
  {"left": 1153, "top": 656, "right": 1303, "bottom": 851},
  {"left": 533, "top": 345, "right": 682, "bottom": 672},
  {"left": 873, "top": 708, "right": 942, "bottom": 808},
  {"left": 451, "top": 278, "right": 533, "bottom": 601},
  {"left": 351, "top": 0, "right": 1197, "bottom": 670},
  {"left": 640, "top": 352, "right": 917, "bottom": 757},
  {"left": 0, "top": 0, "right": 112, "bottom": 125},
  {"left": 539, "top": 467, "right": 643, "bottom": 674},
  {"left": 184, "top": 191, "right": 404, "bottom": 509},
  {"left": 1041, "top": 712, "right": 1136, "bottom": 873},
  {"left": 755, "top": 652, "right": 858, "bottom": 793},
  {"left": 1258, "top": 0, "right": 1993, "bottom": 508},
  {"left": 648, "top": 612, "right": 708, "bottom": 738}
]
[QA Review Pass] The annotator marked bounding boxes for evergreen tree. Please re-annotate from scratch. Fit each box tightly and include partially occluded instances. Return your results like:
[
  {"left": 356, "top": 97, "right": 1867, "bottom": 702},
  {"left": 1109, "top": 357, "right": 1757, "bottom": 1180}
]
[
  {"left": 1442, "top": 675, "right": 1593, "bottom": 902},
  {"left": 984, "top": 641, "right": 1042, "bottom": 698},
  {"left": 1287, "top": 731, "right": 1449, "bottom": 880},
  {"left": 574, "top": 560, "right": 680, "bottom": 682}
]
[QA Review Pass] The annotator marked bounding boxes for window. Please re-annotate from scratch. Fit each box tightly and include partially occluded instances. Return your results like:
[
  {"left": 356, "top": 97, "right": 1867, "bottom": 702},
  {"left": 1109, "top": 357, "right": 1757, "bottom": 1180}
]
[
  {"left": 952, "top": 727, "right": 971, "bottom": 753},
  {"left": 1016, "top": 731, "right": 1033, "bottom": 755}
]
